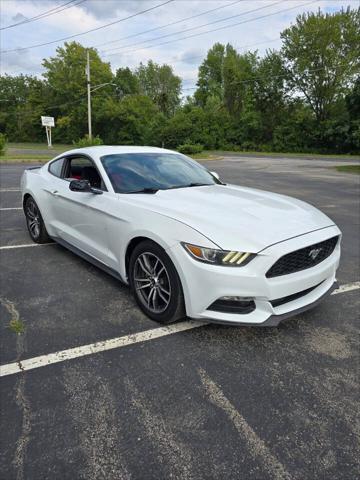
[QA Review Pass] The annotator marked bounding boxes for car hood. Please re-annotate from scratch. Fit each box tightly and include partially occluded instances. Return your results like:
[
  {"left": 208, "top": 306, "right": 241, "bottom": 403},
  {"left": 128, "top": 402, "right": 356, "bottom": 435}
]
[{"left": 125, "top": 184, "right": 335, "bottom": 252}]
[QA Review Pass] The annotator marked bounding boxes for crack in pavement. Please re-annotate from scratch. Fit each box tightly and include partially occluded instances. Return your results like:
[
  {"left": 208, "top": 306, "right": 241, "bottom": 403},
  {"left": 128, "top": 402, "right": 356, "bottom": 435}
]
[
  {"left": 0, "top": 298, "right": 30, "bottom": 480},
  {"left": 17, "top": 360, "right": 24, "bottom": 371}
]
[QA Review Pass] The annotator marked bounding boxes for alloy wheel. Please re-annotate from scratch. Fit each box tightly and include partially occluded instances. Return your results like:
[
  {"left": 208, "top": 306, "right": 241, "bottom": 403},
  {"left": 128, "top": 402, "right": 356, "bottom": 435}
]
[
  {"left": 134, "top": 252, "right": 171, "bottom": 313},
  {"left": 26, "top": 200, "right": 41, "bottom": 239}
]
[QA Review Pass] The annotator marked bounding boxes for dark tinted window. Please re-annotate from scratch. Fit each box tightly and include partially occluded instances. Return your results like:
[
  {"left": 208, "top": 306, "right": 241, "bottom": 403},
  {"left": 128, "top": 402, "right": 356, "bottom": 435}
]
[
  {"left": 49, "top": 158, "right": 64, "bottom": 177},
  {"left": 101, "top": 153, "right": 218, "bottom": 193}
]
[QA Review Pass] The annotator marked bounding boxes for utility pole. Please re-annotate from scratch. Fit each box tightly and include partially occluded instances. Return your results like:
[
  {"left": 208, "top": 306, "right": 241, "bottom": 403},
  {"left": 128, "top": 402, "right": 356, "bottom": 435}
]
[{"left": 86, "top": 50, "right": 92, "bottom": 140}]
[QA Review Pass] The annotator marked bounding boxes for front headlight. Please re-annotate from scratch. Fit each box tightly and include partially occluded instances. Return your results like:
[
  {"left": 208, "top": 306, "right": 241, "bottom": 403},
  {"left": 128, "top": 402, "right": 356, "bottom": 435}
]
[{"left": 182, "top": 243, "right": 256, "bottom": 266}]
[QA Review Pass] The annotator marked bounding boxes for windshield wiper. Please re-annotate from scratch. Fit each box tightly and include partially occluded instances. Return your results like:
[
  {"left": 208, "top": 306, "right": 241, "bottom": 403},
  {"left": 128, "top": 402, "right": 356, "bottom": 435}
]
[
  {"left": 187, "top": 182, "right": 213, "bottom": 187},
  {"left": 124, "top": 187, "right": 159, "bottom": 194},
  {"left": 125, "top": 183, "right": 214, "bottom": 193},
  {"left": 166, "top": 182, "right": 213, "bottom": 190}
]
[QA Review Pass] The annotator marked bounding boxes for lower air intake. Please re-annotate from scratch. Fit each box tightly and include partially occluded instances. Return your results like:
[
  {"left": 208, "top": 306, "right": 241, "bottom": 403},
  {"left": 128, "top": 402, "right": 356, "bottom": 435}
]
[{"left": 207, "top": 297, "right": 256, "bottom": 314}]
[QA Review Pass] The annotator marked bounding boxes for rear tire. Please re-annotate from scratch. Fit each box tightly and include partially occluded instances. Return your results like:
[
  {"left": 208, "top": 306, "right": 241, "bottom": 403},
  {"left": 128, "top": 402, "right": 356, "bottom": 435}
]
[
  {"left": 24, "top": 196, "right": 51, "bottom": 244},
  {"left": 129, "top": 240, "right": 186, "bottom": 324}
]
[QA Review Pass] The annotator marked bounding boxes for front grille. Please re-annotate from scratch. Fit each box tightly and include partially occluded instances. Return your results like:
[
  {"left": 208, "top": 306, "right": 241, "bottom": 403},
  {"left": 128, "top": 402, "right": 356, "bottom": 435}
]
[
  {"left": 270, "top": 281, "right": 324, "bottom": 308},
  {"left": 266, "top": 236, "right": 339, "bottom": 278}
]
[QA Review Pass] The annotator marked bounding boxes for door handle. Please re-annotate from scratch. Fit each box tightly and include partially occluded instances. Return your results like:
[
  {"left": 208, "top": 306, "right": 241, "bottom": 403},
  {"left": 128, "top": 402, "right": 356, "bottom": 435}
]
[{"left": 51, "top": 190, "right": 60, "bottom": 196}]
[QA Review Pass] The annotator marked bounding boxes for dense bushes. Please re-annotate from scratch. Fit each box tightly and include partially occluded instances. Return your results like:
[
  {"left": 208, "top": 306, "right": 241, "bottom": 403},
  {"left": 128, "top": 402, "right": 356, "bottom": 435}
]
[
  {"left": 74, "top": 135, "right": 103, "bottom": 148},
  {"left": 0, "top": 133, "right": 6, "bottom": 155},
  {"left": 177, "top": 143, "right": 204, "bottom": 154}
]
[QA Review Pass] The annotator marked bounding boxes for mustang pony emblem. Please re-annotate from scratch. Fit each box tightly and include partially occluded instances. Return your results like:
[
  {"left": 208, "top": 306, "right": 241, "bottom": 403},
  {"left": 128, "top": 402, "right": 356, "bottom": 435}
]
[{"left": 309, "top": 248, "right": 322, "bottom": 260}]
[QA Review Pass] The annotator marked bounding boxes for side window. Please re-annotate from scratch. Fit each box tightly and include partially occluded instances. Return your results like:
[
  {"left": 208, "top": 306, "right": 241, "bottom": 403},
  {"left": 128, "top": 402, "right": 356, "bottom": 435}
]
[
  {"left": 68, "top": 157, "right": 94, "bottom": 179},
  {"left": 66, "top": 156, "right": 106, "bottom": 190},
  {"left": 48, "top": 158, "right": 64, "bottom": 178}
]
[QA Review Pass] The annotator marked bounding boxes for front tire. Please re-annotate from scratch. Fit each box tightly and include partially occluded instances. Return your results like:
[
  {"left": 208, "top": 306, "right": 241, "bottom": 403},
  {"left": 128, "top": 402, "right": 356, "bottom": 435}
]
[
  {"left": 24, "top": 196, "right": 51, "bottom": 244},
  {"left": 129, "top": 240, "right": 185, "bottom": 324}
]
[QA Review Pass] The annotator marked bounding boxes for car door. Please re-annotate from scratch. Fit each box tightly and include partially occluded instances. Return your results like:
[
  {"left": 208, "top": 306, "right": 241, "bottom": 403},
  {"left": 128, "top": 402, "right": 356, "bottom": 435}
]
[
  {"left": 42, "top": 156, "right": 68, "bottom": 232},
  {"left": 47, "top": 155, "right": 112, "bottom": 266}
]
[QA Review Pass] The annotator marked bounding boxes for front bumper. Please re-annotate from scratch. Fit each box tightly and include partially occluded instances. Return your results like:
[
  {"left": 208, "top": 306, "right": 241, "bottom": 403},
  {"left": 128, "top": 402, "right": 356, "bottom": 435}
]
[
  {"left": 209, "top": 280, "right": 338, "bottom": 327},
  {"left": 168, "top": 225, "right": 341, "bottom": 326}
]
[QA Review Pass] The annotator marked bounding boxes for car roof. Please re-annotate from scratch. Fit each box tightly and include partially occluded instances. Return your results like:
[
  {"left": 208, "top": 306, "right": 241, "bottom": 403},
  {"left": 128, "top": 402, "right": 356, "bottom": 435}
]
[{"left": 58, "top": 145, "right": 178, "bottom": 160}]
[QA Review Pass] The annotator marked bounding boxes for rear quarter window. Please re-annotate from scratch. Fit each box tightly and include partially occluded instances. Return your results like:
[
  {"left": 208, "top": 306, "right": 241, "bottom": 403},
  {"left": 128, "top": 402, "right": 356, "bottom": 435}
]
[{"left": 49, "top": 158, "right": 64, "bottom": 177}]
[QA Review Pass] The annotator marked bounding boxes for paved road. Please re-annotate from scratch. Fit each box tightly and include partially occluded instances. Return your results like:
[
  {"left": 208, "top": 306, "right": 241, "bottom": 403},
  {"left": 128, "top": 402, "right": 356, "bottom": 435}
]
[
  {"left": 0, "top": 157, "right": 359, "bottom": 480},
  {"left": 218, "top": 152, "right": 360, "bottom": 163},
  {"left": 6, "top": 145, "right": 360, "bottom": 162}
]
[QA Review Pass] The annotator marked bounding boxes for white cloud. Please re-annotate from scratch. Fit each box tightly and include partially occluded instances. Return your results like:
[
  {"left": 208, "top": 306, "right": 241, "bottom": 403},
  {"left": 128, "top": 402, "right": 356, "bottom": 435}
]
[
  {"left": 81, "top": 0, "right": 151, "bottom": 19},
  {"left": 11, "top": 12, "right": 27, "bottom": 23},
  {"left": 0, "top": 48, "right": 44, "bottom": 76},
  {"left": 177, "top": 49, "right": 205, "bottom": 65}
]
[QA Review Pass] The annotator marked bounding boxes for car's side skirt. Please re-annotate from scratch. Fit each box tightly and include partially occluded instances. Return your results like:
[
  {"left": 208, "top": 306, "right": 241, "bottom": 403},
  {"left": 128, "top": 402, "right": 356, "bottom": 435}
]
[{"left": 51, "top": 236, "right": 125, "bottom": 283}]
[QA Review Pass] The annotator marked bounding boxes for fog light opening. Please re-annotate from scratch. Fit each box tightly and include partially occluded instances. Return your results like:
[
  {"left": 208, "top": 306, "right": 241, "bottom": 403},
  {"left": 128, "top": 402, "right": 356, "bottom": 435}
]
[
  {"left": 219, "top": 296, "right": 253, "bottom": 302},
  {"left": 207, "top": 296, "right": 256, "bottom": 314}
]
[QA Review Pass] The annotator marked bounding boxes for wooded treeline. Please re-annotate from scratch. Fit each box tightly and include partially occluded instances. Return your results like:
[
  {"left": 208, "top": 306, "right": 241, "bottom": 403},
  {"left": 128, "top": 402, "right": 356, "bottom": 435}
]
[{"left": 0, "top": 8, "right": 359, "bottom": 153}]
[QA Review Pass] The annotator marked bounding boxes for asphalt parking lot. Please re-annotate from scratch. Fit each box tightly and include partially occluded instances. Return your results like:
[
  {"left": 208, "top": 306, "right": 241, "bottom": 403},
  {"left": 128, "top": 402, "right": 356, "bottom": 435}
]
[{"left": 0, "top": 155, "right": 359, "bottom": 480}]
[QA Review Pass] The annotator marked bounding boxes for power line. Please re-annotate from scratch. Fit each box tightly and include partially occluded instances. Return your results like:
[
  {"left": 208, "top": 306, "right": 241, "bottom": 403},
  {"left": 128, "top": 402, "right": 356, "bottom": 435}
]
[
  {"left": 0, "top": 37, "right": 280, "bottom": 83},
  {"left": 104, "top": 0, "right": 315, "bottom": 57},
  {"left": 1, "top": 0, "right": 78, "bottom": 30},
  {"left": 0, "top": 37, "right": 278, "bottom": 79},
  {"left": 102, "top": 0, "right": 282, "bottom": 54},
  {"left": 181, "top": 60, "right": 354, "bottom": 93},
  {"left": 1, "top": 61, "right": 353, "bottom": 113},
  {"left": 0, "top": 0, "right": 86, "bottom": 31},
  {"left": 94, "top": 0, "right": 245, "bottom": 49},
  {"left": 29, "top": 61, "right": 360, "bottom": 100},
  {"left": 171, "top": 37, "right": 280, "bottom": 67},
  {"left": 1, "top": 0, "right": 175, "bottom": 54},
  {"left": 45, "top": 89, "right": 127, "bottom": 113}
]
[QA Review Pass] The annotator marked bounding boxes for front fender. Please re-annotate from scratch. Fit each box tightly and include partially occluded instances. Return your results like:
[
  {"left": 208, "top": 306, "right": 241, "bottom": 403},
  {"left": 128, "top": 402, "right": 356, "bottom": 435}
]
[{"left": 108, "top": 211, "right": 218, "bottom": 283}]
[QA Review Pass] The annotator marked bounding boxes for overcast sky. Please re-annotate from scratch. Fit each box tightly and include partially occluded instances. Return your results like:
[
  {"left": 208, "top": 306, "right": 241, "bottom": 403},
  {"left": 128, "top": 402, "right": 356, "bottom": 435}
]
[{"left": 0, "top": 0, "right": 356, "bottom": 91}]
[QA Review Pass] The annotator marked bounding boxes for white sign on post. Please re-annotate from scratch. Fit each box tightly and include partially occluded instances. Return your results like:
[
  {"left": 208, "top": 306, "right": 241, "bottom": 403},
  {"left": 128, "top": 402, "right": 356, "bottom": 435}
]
[
  {"left": 41, "top": 116, "right": 55, "bottom": 127},
  {"left": 41, "top": 116, "right": 55, "bottom": 147}
]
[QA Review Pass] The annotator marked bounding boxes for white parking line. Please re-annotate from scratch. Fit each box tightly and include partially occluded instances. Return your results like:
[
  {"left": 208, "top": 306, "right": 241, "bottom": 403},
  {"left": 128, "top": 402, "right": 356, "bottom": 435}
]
[
  {"left": 332, "top": 281, "right": 360, "bottom": 294},
  {"left": 0, "top": 281, "right": 359, "bottom": 378},
  {"left": 199, "top": 368, "right": 292, "bottom": 480},
  {"left": 0, "top": 243, "right": 54, "bottom": 250},
  {"left": 0, "top": 321, "right": 206, "bottom": 377},
  {"left": 0, "top": 188, "right": 21, "bottom": 192},
  {"left": 0, "top": 207, "right": 22, "bottom": 211}
]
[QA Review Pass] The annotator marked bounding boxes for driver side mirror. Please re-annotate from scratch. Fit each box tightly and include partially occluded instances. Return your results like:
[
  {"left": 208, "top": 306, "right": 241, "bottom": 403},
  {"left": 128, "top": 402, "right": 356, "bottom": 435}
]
[{"left": 69, "top": 179, "right": 103, "bottom": 195}]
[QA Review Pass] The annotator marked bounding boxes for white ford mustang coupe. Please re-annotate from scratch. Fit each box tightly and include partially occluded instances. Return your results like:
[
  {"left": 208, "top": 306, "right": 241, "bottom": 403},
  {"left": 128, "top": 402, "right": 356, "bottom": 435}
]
[{"left": 21, "top": 146, "right": 341, "bottom": 326}]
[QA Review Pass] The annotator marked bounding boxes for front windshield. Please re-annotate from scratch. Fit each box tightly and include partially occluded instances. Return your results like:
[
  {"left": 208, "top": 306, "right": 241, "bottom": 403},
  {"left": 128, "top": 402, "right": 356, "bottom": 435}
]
[{"left": 101, "top": 152, "right": 219, "bottom": 193}]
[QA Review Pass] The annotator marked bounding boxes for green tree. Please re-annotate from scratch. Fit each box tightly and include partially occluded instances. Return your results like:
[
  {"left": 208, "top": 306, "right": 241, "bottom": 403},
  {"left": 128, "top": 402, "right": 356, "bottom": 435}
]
[
  {"left": 135, "top": 60, "right": 181, "bottom": 116},
  {"left": 272, "top": 102, "right": 317, "bottom": 152},
  {"left": 0, "top": 74, "right": 49, "bottom": 141},
  {"left": 195, "top": 43, "right": 225, "bottom": 107},
  {"left": 42, "top": 41, "right": 113, "bottom": 141},
  {"left": 346, "top": 76, "right": 360, "bottom": 119},
  {"left": 162, "top": 99, "right": 231, "bottom": 150},
  {"left": 222, "top": 47, "right": 258, "bottom": 117},
  {"left": 254, "top": 51, "right": 287, "bottom": 144},
  {"left": 342, "top": 77, "right": 360, "bottom": 152},
  {"left": 96, "top": 95, "right": 165, "bottom": 146},
  {"left": 281, "top": 8, "right": 360, "bottom": 122},
  {"left": 114, "top": 67, "right": 139, "bottom": 97}
]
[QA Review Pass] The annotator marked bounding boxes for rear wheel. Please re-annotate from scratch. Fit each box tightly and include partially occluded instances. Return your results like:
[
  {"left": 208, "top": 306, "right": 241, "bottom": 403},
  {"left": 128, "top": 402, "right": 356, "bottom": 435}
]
[
  {"left": 129, "top": 240, "right": 185, "bottom": 324},
  {"left": 24, "top": 196, "right": 51, "bottom": 244}
]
